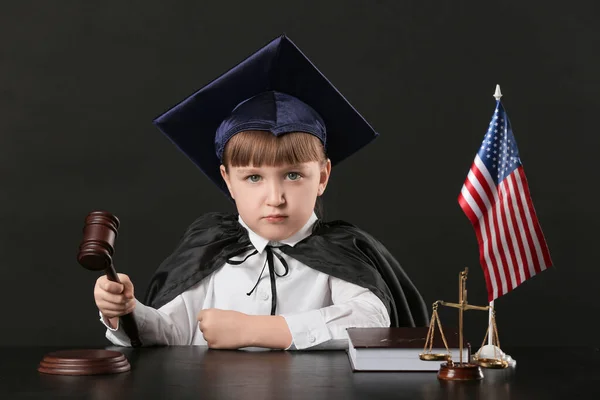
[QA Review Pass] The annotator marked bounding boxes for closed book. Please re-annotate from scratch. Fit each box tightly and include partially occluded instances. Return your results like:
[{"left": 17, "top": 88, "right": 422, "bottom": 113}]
[{"left": 346, "top": 327, "right": 469, "bottom": 372}]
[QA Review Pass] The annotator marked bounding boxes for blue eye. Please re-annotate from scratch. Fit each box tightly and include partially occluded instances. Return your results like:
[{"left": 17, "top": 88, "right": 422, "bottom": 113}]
[
  {"left": 287, "top": 172, "right": 301, "bottom": 181},
  {"left": 246, "top": 175, "right": 261, "bottom": 183}
]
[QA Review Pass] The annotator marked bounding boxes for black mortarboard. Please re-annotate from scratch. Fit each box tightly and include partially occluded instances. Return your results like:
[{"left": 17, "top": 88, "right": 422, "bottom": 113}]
[{"left": 153, "top": 34, "right": 379, "bottom": 196}]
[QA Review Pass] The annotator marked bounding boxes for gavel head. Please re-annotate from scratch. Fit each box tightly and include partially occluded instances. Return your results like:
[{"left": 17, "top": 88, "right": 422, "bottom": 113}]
[{"left": 77, "top": 211, "right": 120, "bottom": 271}]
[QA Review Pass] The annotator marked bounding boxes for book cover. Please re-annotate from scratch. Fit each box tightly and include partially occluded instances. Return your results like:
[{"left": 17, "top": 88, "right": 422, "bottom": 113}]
[
  {"left": 346, "top": 327, "right": 469, "bottom": 372},
  {"left": 347, "top": 327, "right": 465, "bottom": 348}
]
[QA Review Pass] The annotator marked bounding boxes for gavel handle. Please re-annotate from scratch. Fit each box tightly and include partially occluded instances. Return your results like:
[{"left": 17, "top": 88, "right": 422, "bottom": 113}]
[{"left": 105, "top": 264, "right": 143, "bottom": 348}]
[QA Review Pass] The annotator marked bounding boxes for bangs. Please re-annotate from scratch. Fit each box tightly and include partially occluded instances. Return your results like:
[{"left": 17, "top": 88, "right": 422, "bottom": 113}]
[{"left": 222, "top": 131, "right": 326, "bottom": 167}]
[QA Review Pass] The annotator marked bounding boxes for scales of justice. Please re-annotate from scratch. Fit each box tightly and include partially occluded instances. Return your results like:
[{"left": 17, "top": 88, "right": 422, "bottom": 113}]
[{"left": 419, "top": 268, "right": 515, "bottom": 380}]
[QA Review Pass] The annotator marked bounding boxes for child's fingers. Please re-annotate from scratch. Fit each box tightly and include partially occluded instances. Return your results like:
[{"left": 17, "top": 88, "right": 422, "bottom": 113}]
[
  {"left": 100, "top": 301, "right": 135, "bottom": 318},
  {"left": 120, "top": 277, "right": 135, "bottom": 299},
  {"left": 95, "top": 275, "right": 134, "bottom": 297},
  {"left": 99, "top": 279, "right": 124, "bottom": 294},
  {"left": 117, "top": 273, "right": 131, "bottom": 283},
  {"left": 97, "top": 300, "right": 127, "bottom": 313},
  {"left": 97, "top": 298, "right": 135, "bottom": 315},
  {"left": 99, "top": 291, "right": 131, "bottom": 306}
]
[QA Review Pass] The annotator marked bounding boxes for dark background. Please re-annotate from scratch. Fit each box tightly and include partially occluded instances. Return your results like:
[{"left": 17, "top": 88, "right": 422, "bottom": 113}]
[{"left": 1, "top": 0, "right": 598, "bottom": 348}]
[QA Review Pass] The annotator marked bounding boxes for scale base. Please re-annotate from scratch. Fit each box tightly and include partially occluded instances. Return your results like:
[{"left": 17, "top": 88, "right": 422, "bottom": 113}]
[{"left": 437, "top": 361, "right": 484, "bottom": 381}]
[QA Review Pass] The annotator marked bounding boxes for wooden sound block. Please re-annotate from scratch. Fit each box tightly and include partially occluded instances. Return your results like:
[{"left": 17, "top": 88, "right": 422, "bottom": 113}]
[{"left": 38, "top": 349, "right": 131, "bottom": 376}]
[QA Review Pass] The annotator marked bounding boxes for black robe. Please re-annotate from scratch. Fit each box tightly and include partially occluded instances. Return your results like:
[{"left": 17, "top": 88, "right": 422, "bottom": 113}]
[{"left": 143, "top": 212, "right": 429, "bottom": 328}]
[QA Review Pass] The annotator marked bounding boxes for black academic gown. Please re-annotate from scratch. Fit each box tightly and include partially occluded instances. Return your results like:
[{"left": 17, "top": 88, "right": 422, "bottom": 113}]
[{"left": 143, "top": 212, "right": 429, "bottom": 328}]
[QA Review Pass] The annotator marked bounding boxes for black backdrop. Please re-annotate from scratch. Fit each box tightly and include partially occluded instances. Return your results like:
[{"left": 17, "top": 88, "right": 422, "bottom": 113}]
[{"left": 1, "top": 0, "right": 598, "bottom": 348}]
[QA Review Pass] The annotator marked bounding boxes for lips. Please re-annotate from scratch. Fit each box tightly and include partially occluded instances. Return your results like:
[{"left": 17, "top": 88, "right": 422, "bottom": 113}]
[{"left": 263, "top": 215, "right": 287, "bottom": 222}]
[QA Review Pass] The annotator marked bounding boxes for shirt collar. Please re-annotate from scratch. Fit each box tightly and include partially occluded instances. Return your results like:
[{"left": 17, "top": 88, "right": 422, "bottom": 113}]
[{"left": 238, "top": 212, "right": 318, "bottom": 254}]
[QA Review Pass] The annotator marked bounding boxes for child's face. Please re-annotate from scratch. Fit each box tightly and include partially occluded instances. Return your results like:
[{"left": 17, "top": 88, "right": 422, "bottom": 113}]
[{"left": 220, "top": 160, "right": 331, "bottom": 241}]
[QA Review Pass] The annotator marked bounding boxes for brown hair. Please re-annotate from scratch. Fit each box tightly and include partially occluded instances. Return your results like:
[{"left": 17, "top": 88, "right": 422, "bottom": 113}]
[{"left": 222, "top": 130, "right": 326, "bottom": 169}]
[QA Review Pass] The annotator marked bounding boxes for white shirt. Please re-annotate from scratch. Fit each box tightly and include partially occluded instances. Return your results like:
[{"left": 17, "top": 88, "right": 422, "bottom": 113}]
[{"left": 101, "top": 213, "right": 390, "bottom": 349}]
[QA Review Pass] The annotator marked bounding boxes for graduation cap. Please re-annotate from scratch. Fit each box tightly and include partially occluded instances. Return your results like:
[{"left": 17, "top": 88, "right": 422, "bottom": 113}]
[{"left": 153, "top": 34, "right": 379, "bottom": 197}]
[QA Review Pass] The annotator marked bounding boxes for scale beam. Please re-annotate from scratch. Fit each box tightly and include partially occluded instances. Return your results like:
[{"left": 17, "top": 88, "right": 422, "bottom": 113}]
[{"left": 438, "top": 301, "right": 490, "bottom": 311}]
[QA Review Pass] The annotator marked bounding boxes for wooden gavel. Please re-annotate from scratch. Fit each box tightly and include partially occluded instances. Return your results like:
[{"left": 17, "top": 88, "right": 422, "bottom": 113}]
[{"left": 77, "top": 211, "right": 142, "bottom": 347}]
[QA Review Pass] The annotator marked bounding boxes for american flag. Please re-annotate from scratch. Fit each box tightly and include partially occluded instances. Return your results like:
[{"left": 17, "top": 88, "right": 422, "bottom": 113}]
[{"left": 458, "top": 100, "right": 552, "bottom": 301}]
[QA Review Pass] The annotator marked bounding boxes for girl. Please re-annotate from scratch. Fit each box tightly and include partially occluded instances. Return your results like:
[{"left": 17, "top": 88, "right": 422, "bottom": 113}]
[{"left": 94, "top": 35, "right": 428, "bottom": 350}]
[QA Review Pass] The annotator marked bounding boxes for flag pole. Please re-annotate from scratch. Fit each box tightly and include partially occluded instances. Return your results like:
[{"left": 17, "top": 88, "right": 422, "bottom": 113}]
[
  {"left": 489, "top": 85, "right": 502, "bottom": 346},
  {"left": 488, "top": 300, "right": 494, "bottom": 345}
]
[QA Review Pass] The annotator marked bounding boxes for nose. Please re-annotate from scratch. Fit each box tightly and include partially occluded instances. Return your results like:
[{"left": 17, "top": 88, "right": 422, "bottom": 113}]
[{"left": 265, "top": 181, "right": 285, "bottom": 206}]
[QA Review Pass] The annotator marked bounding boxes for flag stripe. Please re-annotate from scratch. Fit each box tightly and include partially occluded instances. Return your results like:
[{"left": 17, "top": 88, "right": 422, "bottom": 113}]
[
  {"left": 472, "top": 157, "right": 503, "bottom": 299},
  {"left": 490, "top": 189, "right": 509, "bottom": 294},
  {"left": 458, "top": 191, "right": 495, "bottom": 297},
  {"left": 459, "top": 187, "right": 482, "bottom": 221},
  {"left": 479, "top": 215, "right": 499, "bottom": 299},
  {"left": 464, "top": 171, "right": 487, "bottom": 216},
  {"left": 504, "top": 174, "right": 531, "bottom": 282},
  {"left": 500, "top": 181, "right": 522, "bottom": 286},
  {"left": 506, "top": 171, "right": 536, "bottom": 278},
  {"left": 516, "top": 168, "right": 553, "bottom": 268},
  {"left": 512, "top": 168, "right": 543, "bottom": 274},
  {"left": 463, "top": 158, "right": 497, "bottom": 299},
  {"left": 473, "top": 157, "right": 496, "bottom": 204},
  {"left": 500, "top": 183, "right": 521, "bottom": 289},
  {"left": 459, "top": 185, "right": 497, "bottom": 298}
]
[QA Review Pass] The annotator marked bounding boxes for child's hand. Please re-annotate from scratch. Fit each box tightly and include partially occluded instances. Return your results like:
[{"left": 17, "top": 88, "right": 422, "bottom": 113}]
[
  {"left": 94, "top": 274, "right": 136, "bottom": 328},
  {"left": 197, "top": 309, "right": 250, "bottom": 349}
]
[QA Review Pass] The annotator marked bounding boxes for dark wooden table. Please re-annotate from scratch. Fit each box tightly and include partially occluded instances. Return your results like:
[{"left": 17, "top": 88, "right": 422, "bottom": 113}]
[{"left": 1, "top": 346, "right": 598, "bottom": 399}]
